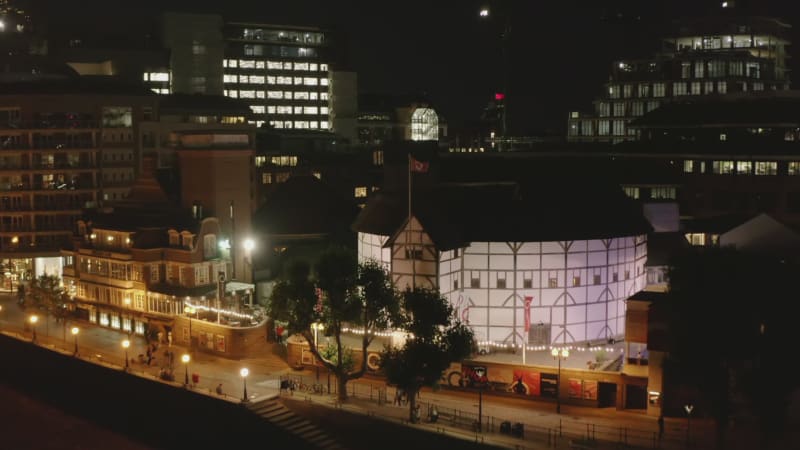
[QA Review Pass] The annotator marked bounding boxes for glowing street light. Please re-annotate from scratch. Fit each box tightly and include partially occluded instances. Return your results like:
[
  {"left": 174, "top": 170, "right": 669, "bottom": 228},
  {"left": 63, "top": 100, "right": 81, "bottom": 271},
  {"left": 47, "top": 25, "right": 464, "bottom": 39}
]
[
  {"left": 29, "top": 315, "right": 38, "bottom": 343},
  {"left": 71, "top": 327, "right": 79, "bottom": 356},
  {"left": 479, "top": 7, "right": 489, "bottom": 17},
  {"left": 311, "top": 322, "right": 325, "bottom": 381},
  {"left": 184, "top": 305, "right": 196, "bottom": 351},
  {"left": 182, "top": 354, "right": 191, "bottom": 387},
  {"left": 122, "top": 339, "right": 130, "bottom": 370},
  {"left": 240, "top": 367, "right": 250, "bottom": 402},
  {"left": 551, "top": 347, "right": 569, "bottom": 414}
]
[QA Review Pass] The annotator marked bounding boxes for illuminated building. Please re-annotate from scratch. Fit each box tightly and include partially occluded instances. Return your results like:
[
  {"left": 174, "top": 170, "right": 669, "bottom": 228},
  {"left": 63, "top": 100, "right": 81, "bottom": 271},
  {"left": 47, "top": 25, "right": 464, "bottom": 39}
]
[{"left": 568, "top": 11, "right": 791, "bottom": 143}]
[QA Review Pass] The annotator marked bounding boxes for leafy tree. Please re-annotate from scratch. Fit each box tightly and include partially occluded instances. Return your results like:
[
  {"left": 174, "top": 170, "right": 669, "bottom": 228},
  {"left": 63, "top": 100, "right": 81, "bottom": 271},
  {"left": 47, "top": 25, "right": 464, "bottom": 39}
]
[
  {"left": 268, "top": 248, "right": 400, "bottom": 401},
  {"left": 663, "top": 246, "right": 794, "bottom": 449},
  {"left": 26, "top": 274, "right": 71, "bottom": 321},
  {"left": 379, "top": 287, "right": 476, "bottom": 423}
]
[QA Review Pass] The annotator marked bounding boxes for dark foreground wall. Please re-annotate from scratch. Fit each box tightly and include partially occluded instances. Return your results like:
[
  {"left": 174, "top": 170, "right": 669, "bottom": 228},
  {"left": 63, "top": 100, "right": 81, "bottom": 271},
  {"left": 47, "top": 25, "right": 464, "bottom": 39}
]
[{"left": 0, "top": 334, "right": 314, "bottom": 450}]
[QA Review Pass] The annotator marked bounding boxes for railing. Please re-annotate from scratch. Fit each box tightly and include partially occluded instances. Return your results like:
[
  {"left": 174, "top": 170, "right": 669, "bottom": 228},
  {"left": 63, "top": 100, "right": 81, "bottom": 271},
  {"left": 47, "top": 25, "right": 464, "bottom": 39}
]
[{"left": 277, "top": 372, "right": 705, "bottom": 450}]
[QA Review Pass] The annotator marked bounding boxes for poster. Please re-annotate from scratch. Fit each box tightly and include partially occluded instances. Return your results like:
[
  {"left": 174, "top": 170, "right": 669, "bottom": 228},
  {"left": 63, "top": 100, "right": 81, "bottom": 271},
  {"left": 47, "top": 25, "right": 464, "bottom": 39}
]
[
  {"left": 511, "top": 370, "right": 541, "bottom": 396},
  {"left": 568, "top": 378, "right": 583, "bottom": 398},
  {"left": 540, "top": 373, "right": 558, "bottom": 398},
  {"left": 215, "top": 334, "right": 226, "bottom": 353},
  {"left": 583, "top": 380, "right": 598, "bottom": 400},
  {"left": 461, "top": 365, "right": 489, "bottom": 388}
]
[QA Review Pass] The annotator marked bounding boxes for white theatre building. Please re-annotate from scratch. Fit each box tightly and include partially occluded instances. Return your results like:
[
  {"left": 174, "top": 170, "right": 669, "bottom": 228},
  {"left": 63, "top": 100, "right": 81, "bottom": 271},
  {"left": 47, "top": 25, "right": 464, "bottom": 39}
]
[{"left": 354, "top": 179, "right": 650, "bottom": 348}]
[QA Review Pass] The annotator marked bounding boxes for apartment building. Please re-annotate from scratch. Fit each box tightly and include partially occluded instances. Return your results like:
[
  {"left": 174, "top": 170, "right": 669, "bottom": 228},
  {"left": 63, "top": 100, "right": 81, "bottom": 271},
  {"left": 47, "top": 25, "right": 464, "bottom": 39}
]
[
  {"left": 0, "top": 70, "right": 155, "bottom": 290},
  {"left": 568, "top": 13, "right": 791, "bottom": 143}
]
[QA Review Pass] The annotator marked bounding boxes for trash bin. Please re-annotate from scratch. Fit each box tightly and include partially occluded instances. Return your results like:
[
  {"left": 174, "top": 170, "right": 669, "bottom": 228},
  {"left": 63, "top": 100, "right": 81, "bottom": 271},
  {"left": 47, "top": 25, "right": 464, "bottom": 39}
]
[
  {"left": 500, "top": 421, "right": 512, "bottom": 434},
  {"left": 191, "top": 373, "right": 199, "bottom": 384},
  {"left": 511, "top": 422, "right": 524, "bottom": 438}
]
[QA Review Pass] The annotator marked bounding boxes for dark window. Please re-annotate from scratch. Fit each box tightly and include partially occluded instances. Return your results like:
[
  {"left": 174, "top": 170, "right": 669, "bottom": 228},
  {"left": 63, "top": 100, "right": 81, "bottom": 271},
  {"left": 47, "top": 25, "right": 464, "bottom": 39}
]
[
  {"left": 593, "top": 274, "right": 601, "bottom": 285},
  {"left": 404, "top": 248, "right": 423, "bottom": 260},
  {"left": 471, "top": 277, "right": 480, "bottom": 289},
  {"left": 523, "top": 279, "right": 532, "bottom": 289},
  {"left": 497, "top": 279, "right": 506, "bottom": 289}
]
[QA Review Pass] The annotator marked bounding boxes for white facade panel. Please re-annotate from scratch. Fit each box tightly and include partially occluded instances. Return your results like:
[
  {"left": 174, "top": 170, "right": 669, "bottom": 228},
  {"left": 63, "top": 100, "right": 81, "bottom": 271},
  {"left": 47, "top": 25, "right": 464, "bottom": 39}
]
[
  {"left": 489, "top": 254, "right": 514, "bottom": 270},
  {"left": 361, "top": 232, "right": 647, "bottom": 348}
]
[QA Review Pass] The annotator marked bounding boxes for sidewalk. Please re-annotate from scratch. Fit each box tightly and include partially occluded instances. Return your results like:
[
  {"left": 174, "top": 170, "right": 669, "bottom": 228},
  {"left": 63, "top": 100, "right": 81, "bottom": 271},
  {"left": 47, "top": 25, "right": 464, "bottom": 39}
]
[{"left": 0, "top": 293, "right": 715, "bottom": 449}]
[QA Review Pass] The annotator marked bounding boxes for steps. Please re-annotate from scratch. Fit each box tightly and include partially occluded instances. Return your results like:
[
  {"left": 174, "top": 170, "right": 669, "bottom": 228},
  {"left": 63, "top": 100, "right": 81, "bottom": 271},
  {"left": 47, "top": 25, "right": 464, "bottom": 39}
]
[{"left": 247, "top": 398, "right": 346, "bottom": 450}]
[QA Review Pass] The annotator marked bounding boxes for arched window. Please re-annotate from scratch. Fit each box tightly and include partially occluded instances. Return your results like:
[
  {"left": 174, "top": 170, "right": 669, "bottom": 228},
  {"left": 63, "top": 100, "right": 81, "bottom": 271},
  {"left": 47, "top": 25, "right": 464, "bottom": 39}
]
[{"left": 411, "top": 108, "right": 439, "bottom": 141}]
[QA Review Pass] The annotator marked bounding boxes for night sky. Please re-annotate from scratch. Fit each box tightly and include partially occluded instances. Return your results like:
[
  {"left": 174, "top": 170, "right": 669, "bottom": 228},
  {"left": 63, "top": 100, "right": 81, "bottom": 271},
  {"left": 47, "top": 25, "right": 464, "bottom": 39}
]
[{"left": 31, "top": 0, "right": 800, "bottom": 135}]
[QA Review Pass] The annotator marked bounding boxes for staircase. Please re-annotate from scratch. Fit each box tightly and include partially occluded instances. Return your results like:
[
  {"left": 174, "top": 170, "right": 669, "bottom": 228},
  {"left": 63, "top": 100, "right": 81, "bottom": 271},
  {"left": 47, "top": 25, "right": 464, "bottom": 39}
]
[{"left": 247, "top": 398, "right": 346, "bottom": 450}]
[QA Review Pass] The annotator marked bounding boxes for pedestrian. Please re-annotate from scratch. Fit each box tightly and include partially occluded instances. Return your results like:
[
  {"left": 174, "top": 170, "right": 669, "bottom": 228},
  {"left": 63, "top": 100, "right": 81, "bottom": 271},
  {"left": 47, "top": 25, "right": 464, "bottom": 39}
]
[
  {"left": 216, "top": 383, "right": 224, "bottom": 395},
  {"left": 658, "top": 415, "right": 664, "bottom": 440}
]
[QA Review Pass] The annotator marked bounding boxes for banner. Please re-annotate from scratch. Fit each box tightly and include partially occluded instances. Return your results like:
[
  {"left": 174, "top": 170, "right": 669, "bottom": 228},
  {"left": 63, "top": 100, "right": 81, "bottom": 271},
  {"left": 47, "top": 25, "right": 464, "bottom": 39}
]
[
  {"left": 583, "top": 380, "right": 598, "bottom": 400},
  {"left": 511, "top": 369, "right": 541, "bottom": 396},
  {"left": 524, "top": 296, "right": 533, "bottom": 332},
  {"left": 569, "top": 379, "right": 583, "bottom": 398}
]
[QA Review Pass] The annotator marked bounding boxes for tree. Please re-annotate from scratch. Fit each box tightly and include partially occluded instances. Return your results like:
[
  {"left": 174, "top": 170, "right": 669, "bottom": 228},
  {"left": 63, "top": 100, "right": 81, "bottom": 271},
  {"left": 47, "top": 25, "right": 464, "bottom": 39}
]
[
  {"left": 268, "top": 247, "right": 400, "bottom": 402},
  {"left": 663, "top": 246, "right": 795, "bottom": 449},
  {"left": 24, "top": 274, "right": 71, "bottom": 339},
  {"left": 379, "top": 287, "right": 476, "bottom": 423}
]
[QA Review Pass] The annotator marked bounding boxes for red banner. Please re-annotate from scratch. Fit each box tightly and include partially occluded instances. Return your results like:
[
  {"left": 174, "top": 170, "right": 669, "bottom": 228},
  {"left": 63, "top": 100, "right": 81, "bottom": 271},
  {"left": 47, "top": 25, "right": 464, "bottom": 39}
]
[
  {"left": 524, "top": 296, "right": 533, "bottom": 332},
  {"left": 511, "top": 369, "right": 541, "bottom": 396}
]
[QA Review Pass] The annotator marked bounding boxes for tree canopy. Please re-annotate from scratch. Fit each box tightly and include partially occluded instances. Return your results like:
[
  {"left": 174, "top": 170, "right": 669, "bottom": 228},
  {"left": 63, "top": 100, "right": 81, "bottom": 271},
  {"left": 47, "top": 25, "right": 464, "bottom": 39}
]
[{"left": 380, "top": 287, "right": 475, "bottom": 423}]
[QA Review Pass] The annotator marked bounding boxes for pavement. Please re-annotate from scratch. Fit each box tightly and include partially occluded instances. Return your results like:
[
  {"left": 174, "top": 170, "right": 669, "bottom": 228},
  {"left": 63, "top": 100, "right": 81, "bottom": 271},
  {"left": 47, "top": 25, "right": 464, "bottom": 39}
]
[{"left": 0, "top": 293, "right": 745, "bottom": 450}]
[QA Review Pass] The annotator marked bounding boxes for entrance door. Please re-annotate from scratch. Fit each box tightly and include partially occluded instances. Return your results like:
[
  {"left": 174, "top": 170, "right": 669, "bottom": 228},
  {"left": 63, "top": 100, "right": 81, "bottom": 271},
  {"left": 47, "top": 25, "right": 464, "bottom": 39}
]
[
  {"left": 625, "top": 384, "right": 647, "bottom": 410},
  {"left": 598, "top": 382, "right": 617, "bottom": 408}
]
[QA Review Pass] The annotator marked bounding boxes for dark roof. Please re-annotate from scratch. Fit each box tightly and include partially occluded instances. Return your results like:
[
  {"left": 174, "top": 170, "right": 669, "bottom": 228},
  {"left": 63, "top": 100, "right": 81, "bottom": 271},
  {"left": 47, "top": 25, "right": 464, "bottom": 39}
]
[
  {"left": 253, "top": 174, "right": 359, "bottom": 236},
  {"left": 354, "top": 179, "right": 652, "bottom": 250},
  {"left": 646, "top": 232, "right": 690, "bottom": 266},
  {"left": 159, "top": 93, "right": 254, "bottom": 117},
  {"left": 629, "top": 92, "right": 800, "bottom": 129},
  {"left": 0, "top": 75, "right": 156, "bottom": 96},
  {"left": 681, "top": 213, "right": 757, "bottom": 234},
  {"left": 628, "top": 290, "right": 668, "bottom": 303}
]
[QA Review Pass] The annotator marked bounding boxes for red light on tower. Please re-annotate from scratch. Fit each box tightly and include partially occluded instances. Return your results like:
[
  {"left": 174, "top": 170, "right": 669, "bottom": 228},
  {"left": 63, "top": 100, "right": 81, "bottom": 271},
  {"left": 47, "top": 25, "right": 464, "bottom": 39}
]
[{"left": 495, "top": 93, "right": 505, "bottom": 101}]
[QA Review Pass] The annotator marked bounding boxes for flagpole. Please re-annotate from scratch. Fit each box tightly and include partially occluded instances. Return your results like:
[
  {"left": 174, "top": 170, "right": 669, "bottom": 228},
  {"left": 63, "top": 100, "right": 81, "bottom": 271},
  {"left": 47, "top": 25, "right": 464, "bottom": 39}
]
[{"left": 408, "top": 153, "right": 415, "bottom": 290}]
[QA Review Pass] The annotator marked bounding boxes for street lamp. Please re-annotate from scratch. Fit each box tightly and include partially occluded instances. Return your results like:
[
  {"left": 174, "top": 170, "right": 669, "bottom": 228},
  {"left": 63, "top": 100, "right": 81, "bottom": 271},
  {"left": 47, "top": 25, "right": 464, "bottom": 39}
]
[
  {"left": 551, "top": 347, "right": 569, "bottom": 414},
  {"left": 684, "top": 404, "right": 694, "bottom": 447},
  {"left": 184, "top": 305, "right": 195, "bottom": 351},
  {"left": 29, "top": 315, "right": 38, "bottom": 343},
  {"left": 122, "top": 339, "right": 130, "bottom": 371},
  {"left": 478, "top": 0, "right": 511, "bottom": 151},
  {"left": 311, "top": 322, "right": 325, "bottom": 381},
  {"left": 71, "top": 327, "right": 79, "bottom": 356},
  {"left": 243, "top": 238, "right": 255, "bottom": 307},
  {"left": 240, "top": 367, "right": 250, "bottom": 402},
  {"left": 182, "top": 353, "right": 191, "bottom": 387}
]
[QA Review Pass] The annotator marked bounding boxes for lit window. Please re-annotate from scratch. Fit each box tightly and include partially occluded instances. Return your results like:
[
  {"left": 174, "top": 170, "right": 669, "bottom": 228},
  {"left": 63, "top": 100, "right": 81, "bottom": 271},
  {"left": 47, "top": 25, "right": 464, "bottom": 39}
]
[
  {"left": 262, "top": 173, "right": 272, "bottom": 184},
  {"left": 683, "top": 160, "right": 694, "bottom": 173},
  {"left": 294, "top": 77, "right": 302, "bottom": 85},
  {"left": 650, "top": 187, "right": 676, "bottom": 200},
  {"left": 267, "top": 91, "right": 283, "bottom": 99},
  {"left": 294, "top": 62, "right": 309, "bottom": 70},
  {"left": 354, "top": 186, "right": 367, "bottom": 198},
  {"left": 320, "top": 93, "right": 329, "bottom": 100},
  {"left": 142, "top": 73, "right": 149, "bottom": 81},
  {"left": 303, "top": 106, "right": 318, "bottom": 115},
  {"left": 277, "top": 106, "right": 292, "bottom": 114},
  {"left": 713, "top": 161, "right": 734, "bottom": 174},
  {"left": 267, "top": 60, "right": 282, "bottom": 69},
  {"left": 224, "top": 74, "right": 237, "bottom": 83},
  {"left": 256, "top": 91, "right": 265, "bottom": 98},
  {"left": 788, "top": 162, "right": 800, "bottom": 175},
  {"left": 149, "top": 72, "right": 169, "bottom": 82},
  {"left": 239, "top": 60, "right": 255, "bottom": 69},
  {"left": 736, "top": 161, "right": 752, "bottom": 174},
  {"left": 249, "top": 75, "right": 265, "bottom": 84},
  {"left": 239, "top": 90, "right": 255, "bottom": 98},
  {"left": 256, "top": 61, "right": 265, "bottom": 69},
  {"left": 294, "top": 92, "right": 309, "bottom": 100},
  {"left": 755, "top": 161, "right": 777, "bottom": 175},
  {"left": 227, "top": 59, "right": 238, "bottom": 68},
  {"left": 320, "top": 121, "right": 329, "bottom": 129},
  {"left": 277, "top": 76, "right": 292, "bottom": 85},
  {"left": 320, "top": 78, "right": 329, "bottom": 86},
  {"left": 250, "top": 105, "right": 265, "bottom": 114},
  {"left": 294, "top": 121, "right": 309, "bottom": 129},
  {"left": 310, "top": 92, "right": 319, "bottom": 100},
  {"left": 548, "top": 277, "right": 558, "bottom": 288},
  {"left": 719, "top": 133, "right": 727, "bottom": 141},
  {"left": 284, "top": 91, "right": 292, "bottom": 99},
  {"left": 623, "top": 187, "right": 640, "bottom": 199},
  {"left": 267, "top": 106, "right": 276, "bottom": 114},
  {"left": 283, "top": 62, "right": 292, "bottom": 70},
  {"left": 309, "top": 63, "right": 318, "bottom": 71},
  {"left": 303, "top": 77, "right": 318, "bottom": 86},
  {"left": 267, "top": 76, "right": 276, "bottom": 84}
]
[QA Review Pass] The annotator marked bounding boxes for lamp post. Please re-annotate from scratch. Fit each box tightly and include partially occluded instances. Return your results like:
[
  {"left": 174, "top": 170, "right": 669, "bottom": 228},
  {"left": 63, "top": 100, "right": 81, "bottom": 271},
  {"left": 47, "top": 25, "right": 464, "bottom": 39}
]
[
  {"left": 551, "top": 347, "right": 569, "bottom": 414},
  {"left": 184, "top": 306, "right": 195, "bottom": 352},
  {"left": 122, "top": 339, "right": 130, "bottom": 371},
  {"left": 71, "top": 327, "right": 79, "bottom": 356},
  {"left": 29, "top": 315, "right": 38, "bottom": 343},
  {"left": 478, "top": 1, "right": 511, "bottom": 151},
  {"left": 684, "top": 404, "right": 694, "bottom": 447},
  {"left": 243, "top": 238, "right": 255, "bottom": 307},
  {"left": 240, "top": 367, "right": 250, "bottom": 402},
  {"left": 311, "top": 322, "right": 324, "bottom": 381},
  {"left": 182, "top": 354, "right": 191, "bottom": 387}
]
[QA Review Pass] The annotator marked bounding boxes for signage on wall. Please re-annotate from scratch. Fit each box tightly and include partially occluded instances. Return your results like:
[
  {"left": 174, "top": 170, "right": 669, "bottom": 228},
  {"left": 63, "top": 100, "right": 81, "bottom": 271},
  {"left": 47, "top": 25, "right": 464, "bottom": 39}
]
[
  {"left": 540, "top": 373, "right": 558, "bottom": 398},
  {"left": 568, "top": 378, "right": 583, "bottom": 398},
  {"left": 511, "top": 369, "right": 541, "bottom": 396},
  {"left": 583, "top": 380, "right": 598, "bottom": 400}
]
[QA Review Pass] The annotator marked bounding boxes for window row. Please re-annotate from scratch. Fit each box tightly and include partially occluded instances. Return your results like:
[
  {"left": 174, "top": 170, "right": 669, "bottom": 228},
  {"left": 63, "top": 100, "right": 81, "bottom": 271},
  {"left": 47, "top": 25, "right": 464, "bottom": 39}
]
[
  {"left": 228, "top": 90, "right": 328, "bottom": 100},
  {"left": 605, "top": 81, "right": 727, "bottom": 102},
  {"left": 224, "top": 59, "right": 328, "bottom": 72},
  {"left": 268, "top": 120, "right": 329, "bottom": 130},
  {"left": 224, "top": 74, "right": 329, "bottom": 86},
  {"left": 452, "top": 268, "right": 640, "bottom": 290},
  {"left": 687, "top": 160, "right": 780, "bottom": 175}
]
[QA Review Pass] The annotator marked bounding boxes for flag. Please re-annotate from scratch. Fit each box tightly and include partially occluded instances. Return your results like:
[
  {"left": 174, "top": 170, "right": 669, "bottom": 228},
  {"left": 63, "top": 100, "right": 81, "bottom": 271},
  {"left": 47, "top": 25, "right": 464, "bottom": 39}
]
[
  {"left": 410, "top": 156, "right": 429, "bottom": 173},
  {"left": 524, "top": 296, "right": 533, "bottom": 332}
]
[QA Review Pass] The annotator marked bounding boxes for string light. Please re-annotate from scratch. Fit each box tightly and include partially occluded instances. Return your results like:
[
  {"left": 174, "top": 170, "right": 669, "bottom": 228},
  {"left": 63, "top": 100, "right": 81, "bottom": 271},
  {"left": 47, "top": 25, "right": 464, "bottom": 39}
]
[
  {"left": 476, "top": 341, "right": 624, "bottom": 352},
  {"left": 184, "top": 301, "right": 254, "bottom": 320}
]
